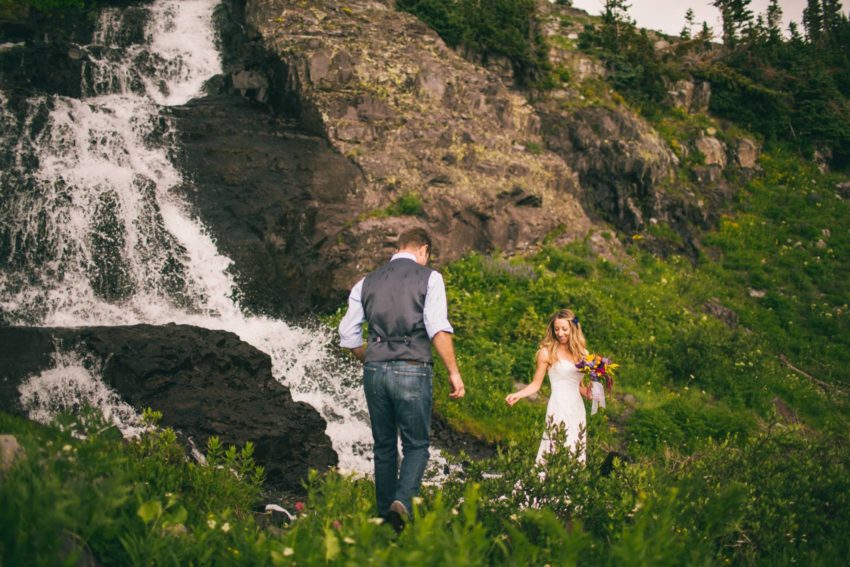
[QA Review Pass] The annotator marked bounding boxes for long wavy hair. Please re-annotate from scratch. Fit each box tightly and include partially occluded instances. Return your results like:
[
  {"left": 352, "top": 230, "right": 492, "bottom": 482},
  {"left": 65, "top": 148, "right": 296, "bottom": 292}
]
[{"left": 540, "top": 308, "right": 588, "bottom": 367}]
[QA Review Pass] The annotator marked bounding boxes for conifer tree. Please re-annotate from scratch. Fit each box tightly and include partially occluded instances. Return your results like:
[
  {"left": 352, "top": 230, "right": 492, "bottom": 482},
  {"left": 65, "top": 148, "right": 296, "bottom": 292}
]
[
  {"left": 681, "top": 8, "right": 695, "bottom": 40},
  {"left": 712, "top": 0, "right": 754, "bottom": 47},
  {"left": 766, "top": 0, "right": 783, "bottom": 43},
  {"left": 803, "top": 0, "right": 824, "bottom": 42}
]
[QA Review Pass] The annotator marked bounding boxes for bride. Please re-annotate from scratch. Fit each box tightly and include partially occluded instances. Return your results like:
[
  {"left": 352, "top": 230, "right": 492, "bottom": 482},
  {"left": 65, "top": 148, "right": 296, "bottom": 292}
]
[{"left": 506, "top": 308, "right": 589, "bottom": 464}]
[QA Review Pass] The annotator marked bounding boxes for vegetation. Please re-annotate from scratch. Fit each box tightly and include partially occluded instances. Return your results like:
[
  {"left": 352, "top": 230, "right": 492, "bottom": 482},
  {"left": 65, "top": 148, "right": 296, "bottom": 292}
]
[
  {"left": 395, "top": 0, "right": 551, "bottom": 88},
  {"left": 5, "top": 148, "right": 848, "bottom": 565},
  {"left": 0, "top": 0, "right": 90, "bottom": 11},
  {"left": 575, "top": 0, "right": 850, "bottom": 166}
]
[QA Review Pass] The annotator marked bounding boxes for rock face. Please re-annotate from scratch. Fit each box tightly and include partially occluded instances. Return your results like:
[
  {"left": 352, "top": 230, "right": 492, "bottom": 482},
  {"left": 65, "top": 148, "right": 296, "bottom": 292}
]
[
  {"left": 170, "top": 95, "right": 362, "bottom": 316},
  {"left": 0, "top": 325, "right": 337, "bottom": 490},
  {"left": 243, "top": 0, "right": 592, "bottom": 292},
  {"left": 666, "top": 79, "right": 711, "bottom": 114},
  {"left": 540, "top": 105, "right": 678, "bottom": 231}
]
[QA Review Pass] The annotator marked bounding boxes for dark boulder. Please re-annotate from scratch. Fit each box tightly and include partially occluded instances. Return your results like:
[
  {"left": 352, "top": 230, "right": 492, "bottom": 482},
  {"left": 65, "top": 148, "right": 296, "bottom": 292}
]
[{"left": 0, "top": 324, "right": 337, "bottom": 490}]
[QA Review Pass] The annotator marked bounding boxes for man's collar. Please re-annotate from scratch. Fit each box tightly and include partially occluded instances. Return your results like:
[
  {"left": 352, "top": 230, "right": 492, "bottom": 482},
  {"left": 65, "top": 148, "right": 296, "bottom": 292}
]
[{"left": 391, "top": 251, "right": 417, "bottom": 262}]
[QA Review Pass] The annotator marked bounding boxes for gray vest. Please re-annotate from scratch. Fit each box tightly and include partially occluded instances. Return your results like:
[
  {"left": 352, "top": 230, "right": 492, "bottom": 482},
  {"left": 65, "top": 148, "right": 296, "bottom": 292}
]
[{"left": 361, "top": 258, "right": 434, "bottom": 363}]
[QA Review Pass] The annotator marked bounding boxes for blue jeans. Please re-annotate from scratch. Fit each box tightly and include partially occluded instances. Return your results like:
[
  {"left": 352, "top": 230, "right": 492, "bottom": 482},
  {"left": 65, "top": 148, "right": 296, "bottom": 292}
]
[{"left": 363, "top": 361, "right": 433, "bottom": 516}]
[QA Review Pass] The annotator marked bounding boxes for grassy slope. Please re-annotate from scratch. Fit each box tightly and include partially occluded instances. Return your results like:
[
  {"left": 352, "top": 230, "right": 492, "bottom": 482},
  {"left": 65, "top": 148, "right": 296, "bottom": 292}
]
[{"left": 435, "top": 148, "right": 849, "bottom": 449}]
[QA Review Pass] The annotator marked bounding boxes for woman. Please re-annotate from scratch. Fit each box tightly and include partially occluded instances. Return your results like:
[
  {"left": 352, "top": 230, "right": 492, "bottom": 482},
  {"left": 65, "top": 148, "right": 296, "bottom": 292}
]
[{"left": 506, "top": 308, "right": 589, "bottom": 464}]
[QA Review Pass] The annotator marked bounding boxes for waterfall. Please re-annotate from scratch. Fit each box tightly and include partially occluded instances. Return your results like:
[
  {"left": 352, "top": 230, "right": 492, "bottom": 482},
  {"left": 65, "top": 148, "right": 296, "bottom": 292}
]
[{"left": 0, "top": 0, "right": 380, "bottom": 475}]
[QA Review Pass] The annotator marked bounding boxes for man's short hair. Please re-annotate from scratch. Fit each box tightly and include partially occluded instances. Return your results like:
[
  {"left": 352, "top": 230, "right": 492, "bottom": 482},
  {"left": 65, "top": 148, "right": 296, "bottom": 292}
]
[{"left": 398, "top": 228, "right": 432, "bottom": 253}]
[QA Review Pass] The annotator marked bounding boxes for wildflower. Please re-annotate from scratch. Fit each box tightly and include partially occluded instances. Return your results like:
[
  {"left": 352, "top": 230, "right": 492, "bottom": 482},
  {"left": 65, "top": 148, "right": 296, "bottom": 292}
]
[
  {"left": 207, "top": 519, "right": 217, "bottom": 529},
  {"left": 221, "top": 522, "right": 231, "bottom": 533},
  {"left": 294, "top": 501, "right": 305, "bottom": 513},
  {"left": 62, "top": 444, "right": 73, "bottom": 452},
  {"left": 343, "top": 536, "right": 356, "bottom": 545},
  {"left": 332, "top": 520, "right": 342, "bottom": 530},
  {"left": 283, "top": 547, "right": 295, "bottom": 556},
  {"left": 368, "top": 517, "right": 384, "bottom": 525}
]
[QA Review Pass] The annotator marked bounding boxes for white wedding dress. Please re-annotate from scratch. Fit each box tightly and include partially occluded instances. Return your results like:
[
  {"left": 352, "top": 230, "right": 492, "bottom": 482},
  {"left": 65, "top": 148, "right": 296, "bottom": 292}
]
[{"left": 535, "top": 359, "right": 586, "bottom": 464}]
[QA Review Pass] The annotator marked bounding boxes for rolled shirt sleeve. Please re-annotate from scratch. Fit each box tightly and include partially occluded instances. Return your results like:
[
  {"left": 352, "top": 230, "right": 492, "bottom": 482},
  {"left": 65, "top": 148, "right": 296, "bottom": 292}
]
[
  {"left": 338, "top": 278, "right": 366, "bottom": 349},
  {"left": 424, "top": 271, "right": 453, "bottom": 338}
]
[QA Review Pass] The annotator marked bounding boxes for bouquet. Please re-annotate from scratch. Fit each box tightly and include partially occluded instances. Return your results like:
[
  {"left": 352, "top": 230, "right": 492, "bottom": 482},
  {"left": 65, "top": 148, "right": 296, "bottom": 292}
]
[{"left": 575, "top": 354, "right": 618, "bottom": 392}]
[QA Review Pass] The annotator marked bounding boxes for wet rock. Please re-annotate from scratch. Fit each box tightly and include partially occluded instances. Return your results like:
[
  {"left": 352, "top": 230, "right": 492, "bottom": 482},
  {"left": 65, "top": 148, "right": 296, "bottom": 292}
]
[
  {"left": 170, "top": 95, "right": 361, "bottom": 317},
  {"left": 0, "top": 325, "right": 337, "bottom": 490},
  {"left": 431, "top": 413, "right": 496, "bottom": 462}
]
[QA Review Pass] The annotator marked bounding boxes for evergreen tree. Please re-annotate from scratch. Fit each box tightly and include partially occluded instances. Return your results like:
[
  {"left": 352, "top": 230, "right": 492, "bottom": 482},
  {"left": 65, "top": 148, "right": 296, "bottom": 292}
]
[
  {"left": 803, "top": 0, "right": 824, "bottom": 42},
  {"left": 766, "top": 0, "right": 783, "bottom": 44},
  {"left": 601, "top": 0, "right": 634, "bottom": 49},
  {"left": 681, "top": 8, "right": 695, "bottom": 40},
  {"left": 712, "top": 0, "right": 754, "bottom": 47},
  {"left": 788, "top": 21, "right": 804, "bottom": 45},
  {"left": 699, "top": 21, "right": 714, "bottom": 43}
]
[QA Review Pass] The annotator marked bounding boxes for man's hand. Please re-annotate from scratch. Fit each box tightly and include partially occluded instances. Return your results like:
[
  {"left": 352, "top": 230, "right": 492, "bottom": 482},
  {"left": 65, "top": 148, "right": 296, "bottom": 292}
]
[
  {"left": 448, "top": 371, "right": 465, "bottom": 399},
  {"left": 350, "top": 345, "right": 366, "bottom": 363}
]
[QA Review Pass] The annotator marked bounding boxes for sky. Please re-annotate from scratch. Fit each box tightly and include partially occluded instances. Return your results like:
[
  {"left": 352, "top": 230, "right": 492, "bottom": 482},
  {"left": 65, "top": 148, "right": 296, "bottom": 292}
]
[{"left": 569, "top": 0, "right": 844, "bottom": 37}]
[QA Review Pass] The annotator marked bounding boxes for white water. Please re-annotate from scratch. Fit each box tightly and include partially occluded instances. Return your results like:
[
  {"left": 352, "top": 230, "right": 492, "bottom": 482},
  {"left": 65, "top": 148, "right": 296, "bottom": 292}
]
[
  {"left": 18, "top": 351, "right": 148, "bottom": 438},
  {"left": 0, "top": 0, "right": 377, "bottom": 474}
]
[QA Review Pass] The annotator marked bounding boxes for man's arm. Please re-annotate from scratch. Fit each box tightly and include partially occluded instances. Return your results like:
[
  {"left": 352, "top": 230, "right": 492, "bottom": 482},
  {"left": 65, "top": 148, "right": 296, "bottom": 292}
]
[
  {"left": 338, "top": 279, "right": 366, "bottom": 360},
  {"left": 432, "top": 331, "right": 464, "bottom": 399}
]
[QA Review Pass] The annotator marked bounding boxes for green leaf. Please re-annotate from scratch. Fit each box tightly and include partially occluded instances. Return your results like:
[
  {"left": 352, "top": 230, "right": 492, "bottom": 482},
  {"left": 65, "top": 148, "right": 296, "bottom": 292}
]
[
  {"left": 137, "top": 500, "right": 162, "bottom": 525},
  {"left": 324, "top": 529, "right": 341, "bottom": 562}
]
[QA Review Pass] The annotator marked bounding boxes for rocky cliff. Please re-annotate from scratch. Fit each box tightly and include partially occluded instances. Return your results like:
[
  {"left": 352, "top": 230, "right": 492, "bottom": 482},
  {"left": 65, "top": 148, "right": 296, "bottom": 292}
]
[{"left": 239, "top": 0, "right": 593, "bottom": 296}]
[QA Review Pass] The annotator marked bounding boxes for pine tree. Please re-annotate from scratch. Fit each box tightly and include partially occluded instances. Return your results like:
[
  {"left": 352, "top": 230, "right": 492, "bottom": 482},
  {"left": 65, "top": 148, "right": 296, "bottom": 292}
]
[
  {"left": 600, "top": 0, "right": 634, "bottom": 50},
  {"left": 713, "top": 0, "right": 754, "bottom": 47},
  {"left": 681, "top": 8, "right": 695, "bottom": 40},
  {"left": 713, "top": 0, "right": 737, "bottom": 46},
  {"left": 699, "top": 21, "right": 714, "bottom": 43},
  {"left": 788, "top": 21, "right": 804, "bottom": 45},
  {"left": 803, "top": 0, "right": 824, "bottom": 42},
  {"left": 766, "top": 0, "right": 783, "bottom": 43}
]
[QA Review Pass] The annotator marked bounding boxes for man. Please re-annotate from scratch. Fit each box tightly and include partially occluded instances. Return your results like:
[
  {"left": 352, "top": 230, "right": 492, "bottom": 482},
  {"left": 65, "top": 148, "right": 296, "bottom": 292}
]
[{"left": 338, "top": 227, "right": 465, "bottom": 531}]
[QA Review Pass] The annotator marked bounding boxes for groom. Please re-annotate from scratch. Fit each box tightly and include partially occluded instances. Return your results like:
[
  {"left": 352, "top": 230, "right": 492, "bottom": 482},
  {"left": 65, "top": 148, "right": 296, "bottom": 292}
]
[{"left": 339, "top": 227, "right": 465, "bottom": 530}]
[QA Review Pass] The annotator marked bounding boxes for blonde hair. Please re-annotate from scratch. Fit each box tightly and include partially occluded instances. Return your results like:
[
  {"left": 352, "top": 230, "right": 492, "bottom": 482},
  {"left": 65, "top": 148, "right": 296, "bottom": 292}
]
[{"left": 540, "top": 308, "right": 588, "bottom": 367}]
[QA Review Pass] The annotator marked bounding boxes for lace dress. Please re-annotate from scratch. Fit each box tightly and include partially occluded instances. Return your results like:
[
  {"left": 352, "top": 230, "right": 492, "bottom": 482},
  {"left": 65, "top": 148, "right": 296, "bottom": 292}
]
[{"left": 535, "top": 359, "right": 587, "bottom": 464}]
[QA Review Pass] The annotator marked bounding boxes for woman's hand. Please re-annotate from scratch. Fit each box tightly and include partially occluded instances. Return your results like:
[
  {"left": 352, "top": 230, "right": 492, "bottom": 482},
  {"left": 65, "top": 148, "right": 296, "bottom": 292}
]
[{"left": 505, "top": 392, "right": 522, "bottom": 406}]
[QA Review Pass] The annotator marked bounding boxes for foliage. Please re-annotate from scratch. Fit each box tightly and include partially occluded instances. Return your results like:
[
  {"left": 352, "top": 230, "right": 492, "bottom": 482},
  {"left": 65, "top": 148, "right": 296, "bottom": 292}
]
[
  {"left": 361, "top": 192, "right": 425, "bottom": 220},
  {"left": 0, "top": 409, "right": 265, "bottom": 566},
  {"left": 577, "top": 4, "right": 668, "bottom": 115},
  {"left": 0, "top": 0, "right": 88, "bottom": 11},
  {"left": 396, "top": 0, "right": 551, "bottom": 88}
]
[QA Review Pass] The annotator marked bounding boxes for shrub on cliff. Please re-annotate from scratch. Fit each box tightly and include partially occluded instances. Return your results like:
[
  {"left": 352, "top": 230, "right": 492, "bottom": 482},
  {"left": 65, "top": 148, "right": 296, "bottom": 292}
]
[{"left": 396, "top": 0, "right": 551, "bottom": 88}]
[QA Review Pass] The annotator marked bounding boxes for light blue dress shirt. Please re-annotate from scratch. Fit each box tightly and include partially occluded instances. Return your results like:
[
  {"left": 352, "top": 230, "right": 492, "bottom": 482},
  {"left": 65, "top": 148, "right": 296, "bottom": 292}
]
[{"left": 338, "top": 252, "right": 454, "bottom": 349}]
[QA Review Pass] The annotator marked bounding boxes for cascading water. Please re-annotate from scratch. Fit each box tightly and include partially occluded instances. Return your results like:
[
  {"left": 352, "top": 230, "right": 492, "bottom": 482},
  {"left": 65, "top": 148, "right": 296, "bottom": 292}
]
[{"left": 0, "top": 0, "right": 389, "bottom": 475}]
